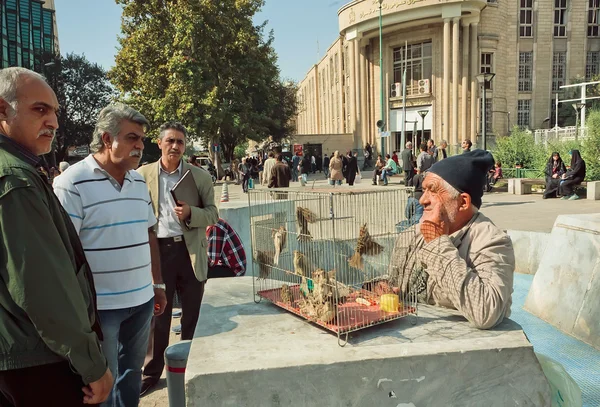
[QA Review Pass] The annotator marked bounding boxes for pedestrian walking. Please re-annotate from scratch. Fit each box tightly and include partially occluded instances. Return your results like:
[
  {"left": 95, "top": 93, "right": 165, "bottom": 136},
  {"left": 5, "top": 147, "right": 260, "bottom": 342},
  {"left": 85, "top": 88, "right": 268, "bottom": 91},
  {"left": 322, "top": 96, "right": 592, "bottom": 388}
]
[
  {"left": 401, "top": 142, "right": 415, "bottom": 186},
  {"left": 329, "top": 151, "right": 344, "bottom": 186}
]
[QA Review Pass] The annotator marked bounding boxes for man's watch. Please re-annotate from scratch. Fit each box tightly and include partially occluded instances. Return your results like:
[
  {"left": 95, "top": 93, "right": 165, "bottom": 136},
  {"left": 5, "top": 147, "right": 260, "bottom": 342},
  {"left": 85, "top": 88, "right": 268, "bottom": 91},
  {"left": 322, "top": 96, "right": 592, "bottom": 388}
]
[{"left": 153, "top": 284, "right": 166, "bottom": 291}]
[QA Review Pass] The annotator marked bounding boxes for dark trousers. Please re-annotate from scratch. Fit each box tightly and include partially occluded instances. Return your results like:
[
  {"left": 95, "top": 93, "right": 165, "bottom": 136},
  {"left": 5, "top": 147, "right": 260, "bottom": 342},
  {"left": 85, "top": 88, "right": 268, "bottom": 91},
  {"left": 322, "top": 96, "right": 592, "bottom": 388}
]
[
  {"left": 0, "top": 361, "right": 96, "bottom": 407},
  {"left": 142, "top": 239, "right": 205, "bottom": 383},
  {"left": 544, "top": 176, "right": 561, "bottom": 198},
  {"left": 208, "top": 264, "right": 236, "bottom": 279},
  {"left": 404, "top": 169, "right": 415, "bottom": 186}
]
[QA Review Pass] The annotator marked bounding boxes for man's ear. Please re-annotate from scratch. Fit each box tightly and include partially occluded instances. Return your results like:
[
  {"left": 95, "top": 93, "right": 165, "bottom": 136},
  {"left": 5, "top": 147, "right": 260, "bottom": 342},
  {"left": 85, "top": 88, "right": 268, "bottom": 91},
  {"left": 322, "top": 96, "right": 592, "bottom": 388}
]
[
  {"left": 0, "top": 99, "right": 12, "bottom": 121},
  {"left": 459, "top": 193, "right": 472, "bottom": 211},
  {"left": 101, "top": 132, "right": 113, "bottom": 149}
]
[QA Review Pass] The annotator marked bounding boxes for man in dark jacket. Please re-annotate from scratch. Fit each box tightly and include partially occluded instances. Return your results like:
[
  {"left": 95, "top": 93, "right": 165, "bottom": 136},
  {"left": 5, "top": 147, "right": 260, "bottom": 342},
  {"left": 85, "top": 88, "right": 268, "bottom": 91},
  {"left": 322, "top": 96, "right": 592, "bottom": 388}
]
[
  {"left": 299, "top": 154, "right": 311, "bottom": 186},
  {"left": 269, "top": 154, "right": 291, "bottom": 188},
  {"left": 400, "top": 142, "right": 415, "bottom": 186},
  {"left": 0, "top": 67, "right": 112, "bottom": 405}
]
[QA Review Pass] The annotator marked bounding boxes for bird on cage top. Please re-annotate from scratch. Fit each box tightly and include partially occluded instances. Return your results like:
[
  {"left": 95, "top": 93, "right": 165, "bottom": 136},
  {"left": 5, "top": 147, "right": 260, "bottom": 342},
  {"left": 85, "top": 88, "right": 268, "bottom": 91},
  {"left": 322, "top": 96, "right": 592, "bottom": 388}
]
[{"left": 348, "top": 223, "right": 384, "bottom": 270}]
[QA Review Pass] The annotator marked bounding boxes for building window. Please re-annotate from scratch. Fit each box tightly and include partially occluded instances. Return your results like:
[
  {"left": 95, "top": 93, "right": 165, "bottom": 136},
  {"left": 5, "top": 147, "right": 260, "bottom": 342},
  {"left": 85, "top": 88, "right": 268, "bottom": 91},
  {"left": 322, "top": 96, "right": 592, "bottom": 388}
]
[
  {"left": 586, "top": 51, "right": 600, "bottom": 79},
  {"left": 589, "top": 0, "right": 600, "bottom": 37},
  {"left": 520, "top": 0, "right": 534, "bottom": 37},
  {"left": 392, "top": 41, "right": 432, "bottom": 96},
  {"left": 552, "top": 52, "right": 566, "bottom": 92},
  {"left": 554, "top": 0, "right": 568, "bottom": 37},
  {"left": 480, "top": 52, "right": 494, "bottom": 90},
  {"left": 517, "top": 99, "right": 531, "bottom": 128},
  {"left": 518, "top": 52, "right": 533, "bottom": 92}
]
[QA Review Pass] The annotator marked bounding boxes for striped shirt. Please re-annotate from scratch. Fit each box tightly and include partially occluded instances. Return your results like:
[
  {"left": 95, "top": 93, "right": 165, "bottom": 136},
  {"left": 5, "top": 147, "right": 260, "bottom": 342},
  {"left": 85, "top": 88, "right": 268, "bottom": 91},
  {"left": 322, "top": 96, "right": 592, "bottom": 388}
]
[{"left": 53, "top": 155, "right": 157, "bottom": 310}]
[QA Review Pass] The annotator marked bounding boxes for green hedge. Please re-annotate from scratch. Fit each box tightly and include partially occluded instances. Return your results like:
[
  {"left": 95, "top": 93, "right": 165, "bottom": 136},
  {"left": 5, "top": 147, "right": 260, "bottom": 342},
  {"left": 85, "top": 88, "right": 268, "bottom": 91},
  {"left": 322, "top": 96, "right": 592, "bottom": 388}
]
[{"left": 492, "top": 111, "right": 600, "bottom": 181}]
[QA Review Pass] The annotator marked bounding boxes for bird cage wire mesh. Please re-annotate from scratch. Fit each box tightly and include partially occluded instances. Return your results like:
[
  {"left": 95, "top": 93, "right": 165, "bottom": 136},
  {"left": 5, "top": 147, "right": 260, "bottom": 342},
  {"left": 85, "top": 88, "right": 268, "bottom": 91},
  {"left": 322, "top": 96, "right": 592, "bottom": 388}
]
[{"left": 248, "top": 187, "right": 418, "bottom": 345}]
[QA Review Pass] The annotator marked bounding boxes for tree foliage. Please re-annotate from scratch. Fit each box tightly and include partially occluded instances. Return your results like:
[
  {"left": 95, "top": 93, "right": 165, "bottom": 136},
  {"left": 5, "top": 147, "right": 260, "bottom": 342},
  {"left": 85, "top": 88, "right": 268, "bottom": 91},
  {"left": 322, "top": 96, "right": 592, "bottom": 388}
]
[
  {"left": 43, "top": 53, "right": 116, "bottom": 163},
  {"left": 110, "top": 0, "right": 297, "bottom": 164}
]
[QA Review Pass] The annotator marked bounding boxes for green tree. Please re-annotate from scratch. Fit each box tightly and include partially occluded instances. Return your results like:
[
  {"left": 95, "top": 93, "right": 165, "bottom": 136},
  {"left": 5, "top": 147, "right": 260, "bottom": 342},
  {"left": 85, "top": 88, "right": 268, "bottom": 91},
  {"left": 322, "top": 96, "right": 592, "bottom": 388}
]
[
  {"left": 110, "top": 0, "right": 293, "bottom": 169},
  {"left": 583, "top": 109, "right": 600, "bottom": 181},
  {"left": 43, "top": 53, "right": 116, "bottom": 163}
]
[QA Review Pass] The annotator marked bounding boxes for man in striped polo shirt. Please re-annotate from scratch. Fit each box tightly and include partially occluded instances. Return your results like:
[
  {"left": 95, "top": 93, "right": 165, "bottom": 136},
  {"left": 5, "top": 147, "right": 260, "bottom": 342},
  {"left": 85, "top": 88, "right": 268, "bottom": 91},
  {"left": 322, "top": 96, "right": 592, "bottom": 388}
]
[{"left": 54, "top": 103, "right": 167, "bottom": 407}]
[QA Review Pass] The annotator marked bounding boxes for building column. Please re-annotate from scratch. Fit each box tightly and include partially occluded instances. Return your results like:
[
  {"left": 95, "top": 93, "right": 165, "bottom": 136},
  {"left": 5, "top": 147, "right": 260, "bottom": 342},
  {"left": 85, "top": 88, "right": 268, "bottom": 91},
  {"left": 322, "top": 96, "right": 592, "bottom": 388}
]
[
  {"left": 359, "top": 45, "right": 369, "bottom": 146},
  {"left": 353, "top": 40, "right": 361, "bottom": 146},
  {"left": 452, "top": 17, "right": 460, "bottom": 148},
  {"left": 461, "top": 23, "right": 470, "bottom": 146},
  {"left": 470, "top": 22, "right": 479, "bottom": 146},
  {"left": 443, "top": 18, "right": 451, "bottom": 146}
]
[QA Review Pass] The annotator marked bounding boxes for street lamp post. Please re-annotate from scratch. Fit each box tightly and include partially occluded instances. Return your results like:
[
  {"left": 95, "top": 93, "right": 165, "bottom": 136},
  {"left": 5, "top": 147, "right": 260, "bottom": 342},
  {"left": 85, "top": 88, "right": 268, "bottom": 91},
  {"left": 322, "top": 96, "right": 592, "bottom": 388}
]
[
  {"left": 378, "top": 0, "right": 385, "bottom": 156},
  {"left": 417, "top": 110, "right": 429, "bottom": 146},
  {"left": 476, "top": 72, "right": 495, "bottom": 151},
  {"left": 572, "top": 102, "right": 586, "bottom": 141}
]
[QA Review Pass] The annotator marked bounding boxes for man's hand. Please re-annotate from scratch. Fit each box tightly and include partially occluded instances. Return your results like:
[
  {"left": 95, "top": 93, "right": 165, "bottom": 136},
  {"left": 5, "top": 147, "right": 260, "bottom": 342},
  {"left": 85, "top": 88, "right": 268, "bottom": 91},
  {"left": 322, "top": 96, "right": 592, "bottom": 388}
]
[
  {"left": 174, "top": 201, "right": 191, "bottom": 221},
  {"left": 420, "top": 220, "right": 449, "bottom": 243},
  {"left": 82, "top": 368, "right": 113, "bottom": 404},
  {"left": 552, "top": 174, "right": 558, "bottom": 179},
  {"left": 153, "top": 287, "right": 167, "bottom": 316}
]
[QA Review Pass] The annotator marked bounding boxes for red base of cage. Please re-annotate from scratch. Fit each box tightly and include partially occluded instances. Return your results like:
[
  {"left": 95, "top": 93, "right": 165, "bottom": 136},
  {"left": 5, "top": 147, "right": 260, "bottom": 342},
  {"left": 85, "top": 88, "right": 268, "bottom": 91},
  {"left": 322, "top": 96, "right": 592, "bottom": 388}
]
[{"left": 257, "top": 285, "right": 416, "bottom": 334}]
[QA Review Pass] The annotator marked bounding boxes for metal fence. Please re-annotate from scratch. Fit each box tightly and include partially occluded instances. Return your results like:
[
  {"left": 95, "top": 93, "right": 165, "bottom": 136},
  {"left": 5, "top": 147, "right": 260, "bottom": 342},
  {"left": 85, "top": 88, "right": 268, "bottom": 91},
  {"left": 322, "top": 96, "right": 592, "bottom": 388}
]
[
  {"left": 503, "top": 168, "right": 545, "bottom": 179},
  {"left": 248, "top": 187, "right": 418, "bottom": 345},
  {"left": 534, "top": 126, "right": 588, "bottom": 146}
]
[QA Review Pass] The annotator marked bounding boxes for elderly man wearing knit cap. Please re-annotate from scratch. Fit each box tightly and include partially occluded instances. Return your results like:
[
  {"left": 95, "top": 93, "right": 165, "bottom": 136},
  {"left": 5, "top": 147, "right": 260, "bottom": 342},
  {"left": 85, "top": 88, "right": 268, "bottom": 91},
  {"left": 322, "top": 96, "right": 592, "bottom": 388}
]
[{"left": 388, "top": 150, "right": 515, "bottom": 329}]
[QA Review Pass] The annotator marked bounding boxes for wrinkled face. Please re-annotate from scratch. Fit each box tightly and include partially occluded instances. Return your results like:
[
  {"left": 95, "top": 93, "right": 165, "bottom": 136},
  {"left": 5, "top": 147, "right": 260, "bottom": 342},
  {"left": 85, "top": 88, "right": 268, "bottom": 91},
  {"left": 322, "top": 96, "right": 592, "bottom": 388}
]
[
  {"left": 105, "top": 120, "right": 145, "bottom": 171},
  {"left": 0, "top": 75, "right": 59, "bottom": 156},
  {"left": 157, "top": 128, "right": 186, "bottom": 163},
  {"left": 420, "top": 173, "right": 460, "bottom": 225}
]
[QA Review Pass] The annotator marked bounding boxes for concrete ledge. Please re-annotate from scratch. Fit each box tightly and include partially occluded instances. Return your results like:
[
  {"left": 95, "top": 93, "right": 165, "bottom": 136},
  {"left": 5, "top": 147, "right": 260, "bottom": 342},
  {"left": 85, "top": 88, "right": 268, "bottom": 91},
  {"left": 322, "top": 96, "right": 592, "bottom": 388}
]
[
  {"left": 507, "top": 230, "right": 550, "bottom": 275},
  {"left": 186, "top": 278, "right": 550, "bottom": 407},
  {"left": 525, "top": 213, "right": 600, "bottom": 350},
  {"left": 587, "top": 180, "right": 600, "bottom": 200}
]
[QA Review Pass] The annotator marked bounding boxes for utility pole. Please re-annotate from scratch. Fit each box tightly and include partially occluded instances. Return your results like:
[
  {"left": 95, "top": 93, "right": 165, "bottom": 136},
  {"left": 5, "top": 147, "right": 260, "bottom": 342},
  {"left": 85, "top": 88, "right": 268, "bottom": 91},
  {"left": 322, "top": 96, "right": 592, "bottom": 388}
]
[{"left": 377, "top": 0, "right": 385, "bottom": 156}]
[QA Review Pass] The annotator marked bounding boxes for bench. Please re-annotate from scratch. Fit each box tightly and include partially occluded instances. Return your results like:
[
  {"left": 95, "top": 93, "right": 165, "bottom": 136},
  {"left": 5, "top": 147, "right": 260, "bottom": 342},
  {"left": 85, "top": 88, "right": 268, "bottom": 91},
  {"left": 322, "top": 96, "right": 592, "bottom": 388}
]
[{"left": 508, "top": 178, "right": 600, "bottom": 200}]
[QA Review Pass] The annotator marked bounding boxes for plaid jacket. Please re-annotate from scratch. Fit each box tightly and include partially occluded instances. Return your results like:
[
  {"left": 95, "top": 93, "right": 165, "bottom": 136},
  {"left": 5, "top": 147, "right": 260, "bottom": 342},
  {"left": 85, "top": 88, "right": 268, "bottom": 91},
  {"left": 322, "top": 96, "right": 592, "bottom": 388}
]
[{"left": 206, "top": 219, "right": 246, "bottom": 276}]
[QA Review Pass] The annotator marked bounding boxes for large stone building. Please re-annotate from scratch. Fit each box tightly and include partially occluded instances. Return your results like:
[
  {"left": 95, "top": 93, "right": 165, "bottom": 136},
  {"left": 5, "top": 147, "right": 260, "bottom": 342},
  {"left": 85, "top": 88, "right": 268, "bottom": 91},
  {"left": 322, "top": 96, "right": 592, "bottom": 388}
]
[
  {"left": 1, "top": 0, "right": 59, "bottom": 71},
  {"left": 296, "top": 0, "right": 598, "bottom": 155}
]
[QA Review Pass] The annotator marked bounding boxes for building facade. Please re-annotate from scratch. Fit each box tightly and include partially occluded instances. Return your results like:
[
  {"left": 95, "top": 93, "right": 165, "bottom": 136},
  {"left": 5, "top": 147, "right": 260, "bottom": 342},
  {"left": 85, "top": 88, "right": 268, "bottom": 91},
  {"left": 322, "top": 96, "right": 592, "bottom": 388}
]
[
  {"left": 1, "top": 0, "right": 58, "bottom": 71},
  {"left": 296, "top": 0, "right": 598, "bottom": 154}
]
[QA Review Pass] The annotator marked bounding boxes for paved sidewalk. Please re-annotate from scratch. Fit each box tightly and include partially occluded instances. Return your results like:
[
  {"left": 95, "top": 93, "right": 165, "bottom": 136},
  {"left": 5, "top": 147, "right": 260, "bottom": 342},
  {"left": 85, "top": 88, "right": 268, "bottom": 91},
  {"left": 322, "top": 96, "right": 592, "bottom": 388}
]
[{"left": 214, "top": 173, "right": 599, "bottom": 233}]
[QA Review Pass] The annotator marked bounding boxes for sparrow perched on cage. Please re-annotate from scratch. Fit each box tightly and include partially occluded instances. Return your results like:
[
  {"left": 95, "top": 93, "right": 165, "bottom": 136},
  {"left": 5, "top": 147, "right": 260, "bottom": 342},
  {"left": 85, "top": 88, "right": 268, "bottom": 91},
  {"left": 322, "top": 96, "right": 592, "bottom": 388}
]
[
  {"left": 348, "top": 223, "right": 384, "bottom": 270},
  {"left": 256, "top": 250, "right": 272, "bottom": 280},
  {"left": 272, "top": 226, "right": 287, "bottom": 265},
  {"left": 293, "top": 250, "right": 309, "bottom": 276},
  {"left": 280, "top": 284, "right": 292, "bottom": 305},
  {"left": 296, "top": 207, "right": 317, "bottom": 242}
]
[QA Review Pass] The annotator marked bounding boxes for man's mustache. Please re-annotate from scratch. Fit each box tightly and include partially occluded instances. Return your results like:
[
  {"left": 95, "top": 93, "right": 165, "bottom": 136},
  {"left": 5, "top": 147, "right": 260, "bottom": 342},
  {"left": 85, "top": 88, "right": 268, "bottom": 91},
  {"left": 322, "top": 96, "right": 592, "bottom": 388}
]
[
  {"left": 38, "top": 129, "right": 56, "bottom": 137},
  {"left": 129, "top": 150, "right": 142, "bottom": 157}
]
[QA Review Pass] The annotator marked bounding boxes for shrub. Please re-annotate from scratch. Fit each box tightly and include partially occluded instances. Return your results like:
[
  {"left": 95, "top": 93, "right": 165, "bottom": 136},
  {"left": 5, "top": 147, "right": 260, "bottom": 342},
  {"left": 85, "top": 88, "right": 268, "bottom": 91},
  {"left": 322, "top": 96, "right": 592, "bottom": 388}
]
[
  {"left": 492, "top": 128, "right": 547, "bottom": 170},
  {"left": 583, "top": 110, "right": 600, "bottom": 181}
]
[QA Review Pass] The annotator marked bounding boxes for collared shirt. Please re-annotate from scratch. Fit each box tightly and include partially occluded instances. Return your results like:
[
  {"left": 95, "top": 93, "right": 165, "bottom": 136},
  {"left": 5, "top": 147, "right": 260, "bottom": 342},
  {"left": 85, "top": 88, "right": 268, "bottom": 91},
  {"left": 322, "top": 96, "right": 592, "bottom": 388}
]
[
  {"left": 157, "top": 160, "right": 184, "bottom": 238},
  {"left": 53, "top": 154, "right": 157, "bottom": 310},
  {"left": 0, "top": 134, "right": 41, "bottom": 167},
  {"left": 206, "top": 219, "right": 246, "bottom": 276}
]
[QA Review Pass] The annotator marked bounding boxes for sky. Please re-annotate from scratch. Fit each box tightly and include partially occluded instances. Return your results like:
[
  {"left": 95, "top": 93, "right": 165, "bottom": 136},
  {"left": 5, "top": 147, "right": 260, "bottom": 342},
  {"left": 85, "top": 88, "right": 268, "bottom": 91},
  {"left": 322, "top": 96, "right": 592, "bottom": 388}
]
[{"left": 55, "top": 0, "right": 342, "bottom": 82}]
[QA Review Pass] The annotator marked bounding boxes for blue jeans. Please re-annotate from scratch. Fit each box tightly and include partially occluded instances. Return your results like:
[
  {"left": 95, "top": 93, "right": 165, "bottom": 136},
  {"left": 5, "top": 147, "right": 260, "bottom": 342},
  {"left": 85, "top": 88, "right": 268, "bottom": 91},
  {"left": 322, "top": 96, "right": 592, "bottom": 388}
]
[
  {"left": 381, "top": 169, "right": 394, "bottom": 184},
  {"left": 99, "top": 297, "right": 154, "bottom": 407},
  {"left": 329, "top": 179, "right": 342, "bottom": 186},
  {"left": 292, "top": 167, "right": 298, "bottom": 181}
]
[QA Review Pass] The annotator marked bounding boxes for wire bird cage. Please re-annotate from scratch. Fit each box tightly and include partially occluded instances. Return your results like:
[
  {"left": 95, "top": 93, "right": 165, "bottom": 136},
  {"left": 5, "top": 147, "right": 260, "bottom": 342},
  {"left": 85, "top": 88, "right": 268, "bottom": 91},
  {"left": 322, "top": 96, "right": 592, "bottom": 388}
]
[{"left": 249, "top": 187, "right": 418, "bottom": 345}]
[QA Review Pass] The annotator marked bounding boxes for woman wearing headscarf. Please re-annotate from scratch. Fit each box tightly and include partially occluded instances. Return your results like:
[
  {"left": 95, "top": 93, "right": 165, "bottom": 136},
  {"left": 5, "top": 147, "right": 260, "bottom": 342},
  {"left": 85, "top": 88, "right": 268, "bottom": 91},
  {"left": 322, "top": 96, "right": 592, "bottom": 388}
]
[
  {"left": 345, "top": 150, "right": 359, "bottom": 186},
  {"left": 329, "top": 151, "right": 344, "bottom": 186},
  {"left": 543, "top": 152, "right": 567, "bottom": 199},
  {"left": 559, "top": 149, "right": 586, "bottom": 200}
]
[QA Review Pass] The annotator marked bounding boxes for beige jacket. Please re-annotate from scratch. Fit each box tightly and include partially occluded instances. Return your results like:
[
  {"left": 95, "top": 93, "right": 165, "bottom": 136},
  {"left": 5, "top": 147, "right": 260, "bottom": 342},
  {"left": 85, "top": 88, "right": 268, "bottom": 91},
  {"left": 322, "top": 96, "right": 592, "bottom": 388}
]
[
  {"left": 262, "top": 158, "right": 276, "bottom": 185},
  {"left": 389, "top": 212, "right": 515, "bottom": 329},
  {"left": 329, "top": 157, "right": 344, "bottom": 181},
  {"left": 137, "top": 161, "right": 219, "bottom": 282}
]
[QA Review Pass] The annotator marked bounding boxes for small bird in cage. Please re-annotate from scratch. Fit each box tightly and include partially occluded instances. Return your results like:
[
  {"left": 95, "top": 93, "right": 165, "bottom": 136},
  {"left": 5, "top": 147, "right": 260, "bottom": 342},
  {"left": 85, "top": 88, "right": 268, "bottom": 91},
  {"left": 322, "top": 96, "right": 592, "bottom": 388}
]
[
  {"left": 272, "top": 226, "right": 287, "bottom": 265},
  {"left": 293, "top": 250, "right": 309, "bottom": 276},
  {"left": 280, "top": 284, "right": 292, "bottom": 306},
  {"left": 311, "top": 269, "right": 330, "bottom": 303},
  {"left": 327, "top": 270, "right": 351, "bottom": 301},
  {"left": 296, "top": 206, "right": 317, "bottom": 242},
  {"left": 256, "top": 250, "right": 273, "bottom": 280},
  {"left": 348, "top": 223, "right": 384, "bottom": 270}
]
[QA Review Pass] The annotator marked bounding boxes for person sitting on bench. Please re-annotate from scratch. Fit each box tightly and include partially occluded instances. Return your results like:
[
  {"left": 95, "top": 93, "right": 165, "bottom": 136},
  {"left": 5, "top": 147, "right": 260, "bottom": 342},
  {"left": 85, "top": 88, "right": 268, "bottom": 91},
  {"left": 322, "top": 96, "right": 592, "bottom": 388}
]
[
  {"left": 543, "top": 152, "right": 566, "bottom": 199},
  {"left": 559, "top": 149, "right": 586, "bottom": 201}
]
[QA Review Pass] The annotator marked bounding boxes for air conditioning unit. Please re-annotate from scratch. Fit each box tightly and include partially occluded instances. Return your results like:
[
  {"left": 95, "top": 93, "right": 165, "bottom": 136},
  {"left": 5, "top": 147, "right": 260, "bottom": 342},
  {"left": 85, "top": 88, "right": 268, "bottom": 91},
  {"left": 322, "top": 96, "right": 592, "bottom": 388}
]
[
  {"left": 390, "top": 82, "right": 401, "bottom": 98},
  {"left": 417, "top": 79, "right": 430, "bottom": 95}
]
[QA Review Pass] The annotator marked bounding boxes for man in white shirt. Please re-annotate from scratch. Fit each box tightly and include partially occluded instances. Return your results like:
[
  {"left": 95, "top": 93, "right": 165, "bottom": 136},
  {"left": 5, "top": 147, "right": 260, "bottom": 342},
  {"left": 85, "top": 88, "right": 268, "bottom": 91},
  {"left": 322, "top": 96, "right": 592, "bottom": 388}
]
[{"left": 54, "top": 103, "right": 166, "bottom": 407}]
